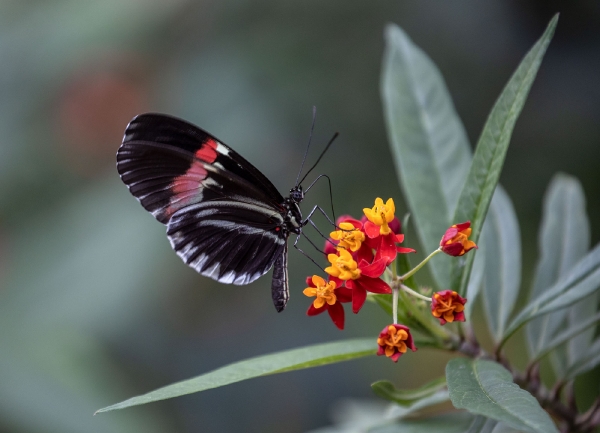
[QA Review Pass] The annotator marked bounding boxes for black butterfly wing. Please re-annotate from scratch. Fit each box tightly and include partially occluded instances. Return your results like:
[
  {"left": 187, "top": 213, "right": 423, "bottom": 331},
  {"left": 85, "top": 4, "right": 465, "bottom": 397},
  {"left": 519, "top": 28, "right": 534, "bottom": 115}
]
[
  {"left": 117, "top": 113, "right": 285, "bottom": 223},
  {"left": 117, "top": 113, "right": 291, "bottom": 308}
]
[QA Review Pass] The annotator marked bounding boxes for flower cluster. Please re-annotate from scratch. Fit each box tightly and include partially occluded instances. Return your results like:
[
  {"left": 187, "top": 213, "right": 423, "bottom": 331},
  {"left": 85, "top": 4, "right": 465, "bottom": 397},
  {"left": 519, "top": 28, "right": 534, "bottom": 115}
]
[{"left": 302, "top": 197, "right": 477, "bottom": 363}]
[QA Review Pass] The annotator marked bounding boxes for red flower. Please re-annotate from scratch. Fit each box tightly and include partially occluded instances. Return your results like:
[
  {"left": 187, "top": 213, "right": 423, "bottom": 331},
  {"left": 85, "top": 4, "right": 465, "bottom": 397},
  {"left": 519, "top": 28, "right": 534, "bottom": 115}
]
[
  {"left": 325, "top": 248, "right": 391, "bottom": 313},
  {"left": 440, "top": 221, "right": 477, "bottom": 256},
  {"left": 376, "top": 324, "right": 417, "bottom": 362},
  {"left": 431, "top": 290, "right": 467, "bottom": 325},
  {"left": 303, "top": 275, "right": 352, "bottom": 330},
  {"left": 360, "top": 215, "right": 415, "bottom": 266}
]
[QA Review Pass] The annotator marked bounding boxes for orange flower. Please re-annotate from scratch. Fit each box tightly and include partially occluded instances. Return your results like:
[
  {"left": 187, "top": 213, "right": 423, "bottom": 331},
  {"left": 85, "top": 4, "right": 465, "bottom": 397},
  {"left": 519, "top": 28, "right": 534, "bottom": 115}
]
[
  {"left": 431, "top": 290, "right": 467, "bottom": 325},
  {"left": 440, "top": 221, "right": 477, "bottom": 256},
  {"left": 376, "top": 324, "right": 417, "bottom": 362},
  {"left": 303, "top": 275, "right": 352, "bottom": 330}
]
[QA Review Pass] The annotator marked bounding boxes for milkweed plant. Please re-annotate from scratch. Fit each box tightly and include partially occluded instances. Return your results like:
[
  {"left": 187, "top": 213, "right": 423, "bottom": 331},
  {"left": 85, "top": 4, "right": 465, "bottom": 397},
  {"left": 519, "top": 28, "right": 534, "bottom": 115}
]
[{"left": 97, "top": 14, "right": 600, "bottom": 433}]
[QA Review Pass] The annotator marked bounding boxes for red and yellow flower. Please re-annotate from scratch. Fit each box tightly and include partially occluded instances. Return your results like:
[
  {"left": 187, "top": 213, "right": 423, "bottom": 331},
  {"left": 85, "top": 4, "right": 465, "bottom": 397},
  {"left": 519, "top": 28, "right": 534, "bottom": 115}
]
[
  {"left": 325, "top": 248, "right": 391, "bottom": 313},
  {"left": 303, "top": 275, "right": 352, "bottom": 330},
  {"left": 431, "top": 290, "right": 467, "bottom": 325},
  {"left": 440, "top": 221, "right": 477, "bottom": 256},
  {"left": 325, "top": 216, "right": 373, "bottom": 264},
  {"left": 362, "top": 198, "right": 415, "bottom": 265},
  {"left": 376, "top": 324, "right": 417, "bottom": 362}
]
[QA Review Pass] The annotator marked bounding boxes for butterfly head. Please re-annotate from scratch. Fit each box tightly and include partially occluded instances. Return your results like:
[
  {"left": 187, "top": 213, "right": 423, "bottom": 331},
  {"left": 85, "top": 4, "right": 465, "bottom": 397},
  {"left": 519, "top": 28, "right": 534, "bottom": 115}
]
[{"left": 289, "top": 185, "right": 305, "bottom": 204}]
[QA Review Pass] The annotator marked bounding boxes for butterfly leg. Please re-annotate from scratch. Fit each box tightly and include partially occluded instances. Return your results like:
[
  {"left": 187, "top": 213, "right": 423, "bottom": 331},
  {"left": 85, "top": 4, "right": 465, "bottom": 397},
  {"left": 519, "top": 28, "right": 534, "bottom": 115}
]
[
  {"left": 292, "top": 232, "right": 325, "bottom": 271},
  {"left": 303, "top": 205, "right": 336, "bottom": 228}
]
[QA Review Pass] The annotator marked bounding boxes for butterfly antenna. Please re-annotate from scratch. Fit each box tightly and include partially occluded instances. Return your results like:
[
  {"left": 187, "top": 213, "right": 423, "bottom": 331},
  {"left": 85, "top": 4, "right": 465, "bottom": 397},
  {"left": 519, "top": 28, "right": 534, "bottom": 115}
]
[
  {"left": 295, "top": 106, "right": 317, "bottom": 187},
  {"left": 298, "top": 131, "right": 339, "bottom": 186}
]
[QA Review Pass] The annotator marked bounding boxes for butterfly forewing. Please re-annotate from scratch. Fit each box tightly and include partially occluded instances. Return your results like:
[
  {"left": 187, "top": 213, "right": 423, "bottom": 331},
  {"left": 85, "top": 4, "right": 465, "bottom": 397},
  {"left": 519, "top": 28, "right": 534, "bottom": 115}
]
[{"left": 117, "top": 113, "right": 294, "bottom": 310}]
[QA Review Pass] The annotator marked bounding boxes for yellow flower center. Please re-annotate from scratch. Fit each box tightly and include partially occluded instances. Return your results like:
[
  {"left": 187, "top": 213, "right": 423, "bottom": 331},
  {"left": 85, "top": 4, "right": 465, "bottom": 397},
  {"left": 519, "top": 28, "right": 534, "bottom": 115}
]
[
  {"left": 377, "top": 325, "right": 409, "bottom": 357},
  {"left": 303, "top": 275, "right": 337, "bottom": 309},
  {"left": 325, "top": 248, "right": 361, "bottom": 280},
  {"left": 432, "top": 291, "right": 465, "bottom": 323},
  {"left": 363, "top": 197, "right": 395, "bottom": 236},
  {"left": 330, "top": 222, "right": 365, "bottom": 252}
]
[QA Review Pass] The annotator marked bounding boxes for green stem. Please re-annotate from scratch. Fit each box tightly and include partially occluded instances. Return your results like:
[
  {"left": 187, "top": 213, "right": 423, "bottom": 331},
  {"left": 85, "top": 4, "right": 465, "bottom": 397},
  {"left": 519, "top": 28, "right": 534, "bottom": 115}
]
[
  {"left": 400, "top": 284, "right": 432, "bottom": 302},
  {"left": 392, "top": 284, "right": 398, "bottom": 324},
  {"left": 400, "top": 248, "right": 442, "bottom": 281}
]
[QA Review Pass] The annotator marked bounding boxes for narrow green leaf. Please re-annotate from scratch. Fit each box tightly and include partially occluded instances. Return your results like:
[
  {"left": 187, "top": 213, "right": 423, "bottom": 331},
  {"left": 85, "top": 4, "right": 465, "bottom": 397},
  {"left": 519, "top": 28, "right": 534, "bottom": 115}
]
[
  {"left": 450, "top": 15, "right": 558, "bottom": 296},
  {"left": 381, "top": 24, "right": 472, "bottom": 290},
  {"left": 465, "top": 416, "right": 497, "bottom": 433},
  {"left": 481, "top": 187, "right": 522, "bottom": 342},
  {"left": 531, "top": 311, "right": 600, "bottom": 364},
  {"left": 564, "top": 338, "right": 600, "bottom": 380},
  {"left": 371, "top": 377, "right": 446, "bottom": 406},
  {"left": 465, "top": 242, "right": 485, "bottom": 320},
  {"left": 385, "top": 390, "right": 450, "bottom": 420},
  {"left": 503, "top": 243, "right": 600, "bottom": 344},
  {"left": 96, "top": 339, "right": 376, "bottom": 413},
  {"left": 369, "top": 412, "right": 478, "bottom": 433},
  {"left": 446, "top": 358, "right": 558, "bottom": 433},
  {"left": 526, "top": 174, "right": 591, "bottom": 372}
]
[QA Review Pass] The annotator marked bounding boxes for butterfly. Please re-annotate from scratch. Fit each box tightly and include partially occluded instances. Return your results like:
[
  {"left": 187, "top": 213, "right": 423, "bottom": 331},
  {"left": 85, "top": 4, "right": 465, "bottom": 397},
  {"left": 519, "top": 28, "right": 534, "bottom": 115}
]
[{"left": 117, "top": 113, "right": 332, "bottom": 312}]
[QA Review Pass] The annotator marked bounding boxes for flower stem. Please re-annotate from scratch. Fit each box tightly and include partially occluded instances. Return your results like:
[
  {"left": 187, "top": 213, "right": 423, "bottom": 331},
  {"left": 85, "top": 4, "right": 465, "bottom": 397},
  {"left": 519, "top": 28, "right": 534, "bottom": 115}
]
[
  {"left": 392, "top": 284, "right": 398, "bottom": 325},
  {"left": 399, "top": 248, "right": 442, "bottom": 281},
  {"left": 400, "top": 284, "right": 432, "bottom": 302}
]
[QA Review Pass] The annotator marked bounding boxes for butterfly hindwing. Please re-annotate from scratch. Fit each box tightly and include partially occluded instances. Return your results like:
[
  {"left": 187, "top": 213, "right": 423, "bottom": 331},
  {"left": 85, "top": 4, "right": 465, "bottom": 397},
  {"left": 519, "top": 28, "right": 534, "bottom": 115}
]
[{"left": 166, "top": 200, "right": 286, "bottom": 285}]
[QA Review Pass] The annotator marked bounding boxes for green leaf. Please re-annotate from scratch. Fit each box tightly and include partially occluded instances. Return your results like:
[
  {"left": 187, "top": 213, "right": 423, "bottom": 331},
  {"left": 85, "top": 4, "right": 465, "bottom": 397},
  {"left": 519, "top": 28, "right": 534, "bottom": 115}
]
[
  {"left": 369, "top": 412, "right": 480, "bottom": 433},
  {"left": 564, "top": 338, "right": 600, "bottom": 380},
  {"left": 464, "top": 416, "right": 498, "bottom": 433},
  {"left": 481, "top": 186, "right": 522, "bottom": 342},
  {"left": 446, "top": 358, "right": 558, "bottom": 433},
  {"left": 381, "top": 23, "right": 472, "bottom": 290},
  {"left": 530, "top": 310, "right": 600, "bottom": 365},
  {"left": 371, "top": 377, "right": 446, "bottom": 406},
  {"left": 96, "top": 339, "right": 376, "bottom": 413},
  {"left": 526, "top": 174, "right": 591, "bottom": 372},
  {"left": 465, "top": 242, "right": 485, "bottom": 320},
  {"left": 450, "top": 14, "right": 558, "bottom": 296},
  {"left": 502, "top": 243, "right": 600, "bottom": 345},
  {"left": 385, "top": 390, "right": 450, "bottom": 420}
]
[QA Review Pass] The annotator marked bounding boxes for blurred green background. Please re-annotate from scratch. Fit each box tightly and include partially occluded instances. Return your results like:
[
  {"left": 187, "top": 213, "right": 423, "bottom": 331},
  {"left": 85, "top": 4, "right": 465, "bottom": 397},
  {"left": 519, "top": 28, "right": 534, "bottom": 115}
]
[{"left": 0, "top": 1, "right": 598, "bottom": 432}]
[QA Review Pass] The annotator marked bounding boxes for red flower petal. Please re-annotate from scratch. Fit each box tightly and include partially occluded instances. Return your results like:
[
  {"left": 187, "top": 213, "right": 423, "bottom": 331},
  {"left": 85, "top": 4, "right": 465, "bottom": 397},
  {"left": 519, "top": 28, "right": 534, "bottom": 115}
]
[
  {"left": 375, "top": 233, "right": 397, "bottom": 265},
  {"left": 346, "top": 279, "right": 367, "bottom": 314},
  {"left": 337, "top": 215, "right": 363, "bottom": 228},
  {"left": 397, "top": 246, "right": 416, "bottom": 253},
  {"left": 306, "top": 276, "right": 315, "bottom": 287},
  {"left": 358, "top": 276, "right": 392, "bottom": 294},
  {"left": 388, "top": 217, "right": 401, "bottom": 234},
  {"left": 441, "top": 242, "right": 465, "bottom": 256},
  {"left": 330, "top": 276, "right": 343, "bottom": 288},
  {"left": 307, "top": 304, "right": 326, "bottom": 316},
  {"left": 359, "top": 258, "right": 387, "bottom": 278},
  {"left": 364, "top": 221, "right": 381, "bottom": 239},
  {"left": 454, "top": 221, "right": 471, "bottom": 231},
  {"left": 327, "top": 301, "right": 345, "bottom": 330},
  {"left": 324, "top": 239, "right": 338, "bottom": 255},
  {"left": 440, "top": 227, "right": 459, "bottom": 245},
  {"left": 353, "top": 244, "right": 374, "bottom": 265},
  {"left": 335, "top": 286, "right": 353, "bottom": 303}
]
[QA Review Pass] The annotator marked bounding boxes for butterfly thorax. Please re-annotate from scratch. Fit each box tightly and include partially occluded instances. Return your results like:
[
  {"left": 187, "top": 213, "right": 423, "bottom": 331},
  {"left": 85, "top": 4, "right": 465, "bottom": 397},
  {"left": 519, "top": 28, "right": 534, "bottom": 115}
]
[{"left": 283, "top": 186, "right": 304, "bottom": 234}]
